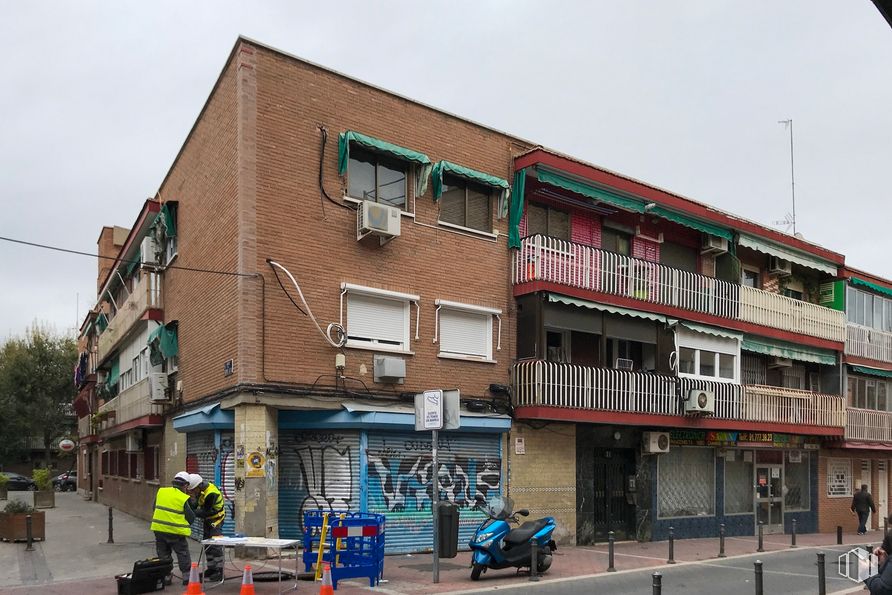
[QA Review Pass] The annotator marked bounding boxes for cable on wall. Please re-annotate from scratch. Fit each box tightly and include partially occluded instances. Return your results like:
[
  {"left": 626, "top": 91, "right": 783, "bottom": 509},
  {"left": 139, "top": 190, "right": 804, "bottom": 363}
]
[{"left": 267, "top": 259, "right": 346, "bottom": 348}]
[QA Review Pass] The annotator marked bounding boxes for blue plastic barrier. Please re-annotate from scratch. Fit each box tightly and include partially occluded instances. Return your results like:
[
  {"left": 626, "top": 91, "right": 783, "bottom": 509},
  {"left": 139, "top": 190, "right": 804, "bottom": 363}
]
[{"left": 303, "top": 511, "right": 386, "bottom": 589}]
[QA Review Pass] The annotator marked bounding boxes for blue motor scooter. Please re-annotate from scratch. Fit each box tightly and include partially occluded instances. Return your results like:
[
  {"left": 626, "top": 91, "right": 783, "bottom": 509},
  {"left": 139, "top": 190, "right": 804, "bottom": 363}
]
[{"left": 468, "top": 495, "right": 556, "bottom": 581}]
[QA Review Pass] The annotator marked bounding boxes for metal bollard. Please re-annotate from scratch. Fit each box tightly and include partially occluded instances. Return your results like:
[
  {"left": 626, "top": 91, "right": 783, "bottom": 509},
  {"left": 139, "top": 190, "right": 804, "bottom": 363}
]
[
  {"left": 757, "top": 521, "right": 764, "bottom": 552},
  {"left": 667, "top": 526, "right": 676, "bottom": 564},
  {"left": 791, "top": 518, "right": 797, "bottom": 548},
  {"left": 607, "top": 531, "right": 616, "bottom": 572},
  {"left": 652, "top": 571, "right": 662, "bottom": 595},
  {"left": 837, "top": 525, "right": 843, "bottom": 545},
  {"left": 107, "top": 507, "right": 114, "bottom": 544},
  {"left": 529, "top": 540, "right": 539, "bottom": 582},
  {"left": 719, "top": 523, "right": 727, "bottom": 558},
  {"left": 754, "top": 560, "right": 764, "bottom": 595},
  {"left": 817, "top": 552, "right": 826, "bottom": 595},
  {"left": 25, "top": 515, "right": 33, "bottom": 551},
  {"left": 886, "top": 516, "right": 889, "bottom": 537}
]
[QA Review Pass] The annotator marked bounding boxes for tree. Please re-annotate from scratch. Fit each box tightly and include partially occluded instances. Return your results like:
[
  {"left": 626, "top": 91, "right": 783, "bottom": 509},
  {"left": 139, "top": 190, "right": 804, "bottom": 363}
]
[{"left": 0, "top": 325, "right": 77, "bottom": 468}]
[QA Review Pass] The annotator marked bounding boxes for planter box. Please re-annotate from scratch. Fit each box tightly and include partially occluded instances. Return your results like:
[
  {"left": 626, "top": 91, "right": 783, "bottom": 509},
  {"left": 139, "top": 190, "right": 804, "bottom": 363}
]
[
  {"left": 0, "top": 511, "right": 45, "bottom": 542},
  {"left": 34, "top": 490, "right": 55, "bottom": 509}
]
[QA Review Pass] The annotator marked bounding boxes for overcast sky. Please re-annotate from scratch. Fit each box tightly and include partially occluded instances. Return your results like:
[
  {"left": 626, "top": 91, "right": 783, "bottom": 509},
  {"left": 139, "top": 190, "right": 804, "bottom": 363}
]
[{"left": 1, "top": 1, "right": 890, "bottom": 340}]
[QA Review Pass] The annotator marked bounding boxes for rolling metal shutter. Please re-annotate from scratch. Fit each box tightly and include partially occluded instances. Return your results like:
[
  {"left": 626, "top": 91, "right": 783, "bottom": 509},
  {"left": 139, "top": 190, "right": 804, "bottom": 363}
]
[
  {"left": 347, "top": 293, "right": 407, "bottom": 346},
  {"left": 440, "top": 309, "right": 490, "bottom": 358},
  {"left": 220, "top": 432, "right": 235, "bottom": 536},
  {"left": 278, "top": 430, "right": 361, "bottom": 540},
  {"left": 367, "top": 431, "right": 502, "bottom": 554},
  {"left": 185, "top": 431, "right": 216, "bottom": 540}
]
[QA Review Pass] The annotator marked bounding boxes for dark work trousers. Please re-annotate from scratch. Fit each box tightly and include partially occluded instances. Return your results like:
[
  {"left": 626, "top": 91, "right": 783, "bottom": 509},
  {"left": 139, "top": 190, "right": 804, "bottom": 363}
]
[
  {"left": 859, "top": 511, "right": 870, "bottom": 534},
  {"left": 203, "top": 522, "right": 224, "bottom": 575},
  {"left": 154, "top": 531, "right": 192, "bottom": 576}
]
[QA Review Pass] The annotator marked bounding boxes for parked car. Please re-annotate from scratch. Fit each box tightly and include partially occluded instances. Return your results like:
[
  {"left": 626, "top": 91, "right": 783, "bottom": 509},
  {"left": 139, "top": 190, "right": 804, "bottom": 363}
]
[
  {"left": 1, "top": 472, "right": 37, "bottom": 491},
  {"left": 52, "top": 471, "right": 77, "bottom": 492}
]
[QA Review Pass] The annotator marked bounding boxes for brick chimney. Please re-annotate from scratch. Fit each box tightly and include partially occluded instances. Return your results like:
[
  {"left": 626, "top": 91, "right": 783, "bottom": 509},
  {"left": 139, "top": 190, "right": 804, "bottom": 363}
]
[{"left": 96, "top": 226, "right": 129, "bottom": 294}]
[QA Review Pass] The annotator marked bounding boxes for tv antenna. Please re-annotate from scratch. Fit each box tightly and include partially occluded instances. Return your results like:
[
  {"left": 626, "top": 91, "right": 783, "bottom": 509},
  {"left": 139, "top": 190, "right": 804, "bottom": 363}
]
[{"left": 777, "top": 119, "right": 796, "bottom": 235}]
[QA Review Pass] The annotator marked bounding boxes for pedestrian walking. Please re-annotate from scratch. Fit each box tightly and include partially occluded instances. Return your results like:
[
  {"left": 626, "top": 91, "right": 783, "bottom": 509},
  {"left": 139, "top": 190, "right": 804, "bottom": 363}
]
[
  {"left": 852, "top": 484, "right": 878, "bottom": 535},
  {"left": 151, "top": 471, "right": 195, "bottom": 585},
  {"left": 189, "top": 473, "right": 226, "bottom": 582}
]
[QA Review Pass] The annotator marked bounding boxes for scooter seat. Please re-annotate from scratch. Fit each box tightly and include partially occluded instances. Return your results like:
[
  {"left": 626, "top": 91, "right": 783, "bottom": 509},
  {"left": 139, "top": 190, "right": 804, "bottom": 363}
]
[{"left": 504, "top": 519, "right": 549, "bottom": 546}]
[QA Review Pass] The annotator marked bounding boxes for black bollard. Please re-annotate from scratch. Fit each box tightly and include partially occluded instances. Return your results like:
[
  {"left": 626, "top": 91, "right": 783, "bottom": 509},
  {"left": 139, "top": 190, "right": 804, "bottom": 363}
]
[
  {"left": 529, "top": 540, "right": 539, "bottom": 582},
  {"left": 608, "top": 531, "right": 616, "bottom": 572},
  {"left": 837, "top": 525, "right": 843, "bottom": 545},
  {"left": 754, "top": 560, "right": 764, "bottom": 595},
  {"left": 652, "top": 571, "right": 662, "bottom": 595},
  {"left": 25, "top": 514, "right": 33, "bottom": 551},
  {"left": 791, "top": 518, "right": 797, "bottom": 548},
  {"left": 107, "top": 507, "right": 114, "bottom": 544},
  {"left": 886, "top": 516, "right": 889, "bottom": 537},
  {"left": 667, "top": 526, "right": 676, "bottom": 564},
  {"left": 817, "top": 552, "right": 826, "bottom": 595},
  {"left": 719, "top": 523, "right": 727, "bottom": 558},
  {"left": 757, "top": 521, "right": 764, "bottom": 552}
]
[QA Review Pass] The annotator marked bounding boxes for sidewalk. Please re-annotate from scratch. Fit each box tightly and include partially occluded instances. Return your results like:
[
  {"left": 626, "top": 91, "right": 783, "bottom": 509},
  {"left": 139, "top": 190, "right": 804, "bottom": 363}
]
[{"left": 0, "top": 492, "right": 877, "bottom": 593}]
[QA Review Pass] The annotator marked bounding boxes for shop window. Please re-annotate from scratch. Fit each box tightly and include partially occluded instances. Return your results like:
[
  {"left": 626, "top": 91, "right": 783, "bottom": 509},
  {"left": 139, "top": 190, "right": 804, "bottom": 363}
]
[
  {"left": 658, "top": 447, "right": 715, "bottom": 518},
  {"left": 439, "top": 175, "right": 492, "bottom": 233},
  {"left": 527, "top": 203, "right": 570, "bottom": 241},
  {"left": 348, "top": 147, "right": 408, "bottom": 210},
  {"left": 827, "top": 458, "right": 852, "bottom": 497},
  {"left": 724, "top": 454, "right": 754, "bottom": 514},
  {"left": 785, "top": 451, "right": 810, "bottom": 511}
]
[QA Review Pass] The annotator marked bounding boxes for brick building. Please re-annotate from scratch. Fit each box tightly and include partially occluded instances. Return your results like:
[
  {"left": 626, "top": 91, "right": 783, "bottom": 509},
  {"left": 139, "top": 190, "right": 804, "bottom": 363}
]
[{"left": 73, "top": 37, "right": 892, "bottom": 550}]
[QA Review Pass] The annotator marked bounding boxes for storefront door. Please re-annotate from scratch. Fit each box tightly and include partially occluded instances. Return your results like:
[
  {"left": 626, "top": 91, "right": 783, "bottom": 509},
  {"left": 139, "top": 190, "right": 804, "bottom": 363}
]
[
  {"left": 878, "top": 462, "right": 888, "bottom": 531},
  {"left": 755, "top": 464, "right": 784, "bottom": 534}
]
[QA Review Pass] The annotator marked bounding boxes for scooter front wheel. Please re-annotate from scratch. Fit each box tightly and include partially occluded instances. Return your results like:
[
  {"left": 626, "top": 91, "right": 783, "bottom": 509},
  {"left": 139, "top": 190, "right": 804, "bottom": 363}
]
[{"left": 470, "top": 563, "right": 485, "bottom": 581}]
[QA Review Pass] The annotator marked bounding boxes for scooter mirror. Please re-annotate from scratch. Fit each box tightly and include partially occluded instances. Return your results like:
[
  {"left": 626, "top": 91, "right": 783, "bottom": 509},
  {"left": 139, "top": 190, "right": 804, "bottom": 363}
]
[{"left": 517, "top": 509, "right": 530, "bottom": 516}]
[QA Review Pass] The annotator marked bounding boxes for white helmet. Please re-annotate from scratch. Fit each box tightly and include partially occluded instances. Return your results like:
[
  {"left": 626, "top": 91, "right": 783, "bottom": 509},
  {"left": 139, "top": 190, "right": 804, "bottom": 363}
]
[
  {"left": 173, "top": 471, "right": 191, "bottom": 486},
  {"left": 188, "top": 473, "right": 204, "bottom": 490}
]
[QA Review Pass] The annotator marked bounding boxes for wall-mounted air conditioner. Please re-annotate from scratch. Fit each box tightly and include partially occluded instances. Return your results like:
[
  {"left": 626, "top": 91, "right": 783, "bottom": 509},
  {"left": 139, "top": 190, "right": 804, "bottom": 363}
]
[
  {"left": 140, "top": 236, "right": 158, "bottom": 267},
  {"left": 768, "top": 357, "right": 794, "bottom": 369},
  {"left": 643, "top": 431, "right": 670, "bottom": 454},
  {"left": 125, "top": 432, "right": 141, "bottom": 452},
  {"left": 701, "top": 234, "right": 729, "bottom": 255},
  {"left": 357, "top": 200, "right": 401, "bottom": 243},
  {"left": 769, "top": 256, "right": 792, "bottom": 277},
  {"left": 149, "top": 372, "right": 169, "bottom": 402},
  {"left": 684, "top": 389, "right": 716, "bottom": 415}
]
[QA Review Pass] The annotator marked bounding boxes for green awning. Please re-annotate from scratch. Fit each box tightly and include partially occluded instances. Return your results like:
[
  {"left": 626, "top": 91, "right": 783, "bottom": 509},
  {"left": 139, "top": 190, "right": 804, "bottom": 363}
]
[
  {"left": 108, "top": 357, "right": 120, "bottom": 387},
  {"left": 432, "top": 161, "right": 510, "bottom": 219},
  {"left": 547, "top": 293, "right": 674, "bottom": 324},
  {"left": 508, "top": 168, "right": 527, "bottom": 249},
  {"left": 851, "top": 365, "right": 892, "bottom": 379},
  {"left": 536, "top": 168, "right": 732, "bottom": 241},
  {"left": 124, "top": 251, "right": 141, "bottom": 277},
  {"left": 850, "top": 277, "right": 892, "bottom": 299},
  {"left": 148, "top": 322, "right": 179, "bottom": 366},
  {"left": 679, "top": 321, "right": 742, "bottom": 341},
  {"left": 96, "top": 313, "right": 109, "bottom": 333},
  {"left": 337, "top": 130, "right": 432, "bottom": 196},
  {"left": 741, "top": 335, "right": 836, "bottom": 365},
  {"left": 738, "top": 234, "right": 836, "bottom": 275}
]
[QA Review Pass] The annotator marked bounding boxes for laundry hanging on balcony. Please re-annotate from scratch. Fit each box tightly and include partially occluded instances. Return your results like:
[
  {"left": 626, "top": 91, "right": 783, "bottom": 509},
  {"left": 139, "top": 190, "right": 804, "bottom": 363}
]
[
  {"left": 337, "top": 130, "right": 433, "bottom": 197},
  {"left": 148, "top": 322, "right": 179, "bottom": 366}
]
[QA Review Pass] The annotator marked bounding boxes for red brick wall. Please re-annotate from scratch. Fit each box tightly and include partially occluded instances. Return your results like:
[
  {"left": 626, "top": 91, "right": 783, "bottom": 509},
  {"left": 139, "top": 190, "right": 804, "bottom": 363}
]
[
  {"left": 97, "top": 227, "right": 127, "bottom": 293},
  {"left": 818, "top": 449, "right": 892, "bottom": 533}
]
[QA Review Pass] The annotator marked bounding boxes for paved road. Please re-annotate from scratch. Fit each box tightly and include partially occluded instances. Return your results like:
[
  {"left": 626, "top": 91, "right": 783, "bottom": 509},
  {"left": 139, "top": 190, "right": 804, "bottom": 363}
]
[{"left": 455, "top": 547, "right": 862, "bottom": 595}]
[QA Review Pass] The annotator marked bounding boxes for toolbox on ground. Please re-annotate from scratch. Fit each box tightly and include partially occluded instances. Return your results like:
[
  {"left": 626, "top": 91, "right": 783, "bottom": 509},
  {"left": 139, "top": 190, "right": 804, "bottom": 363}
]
[{"left": 115, "top": 557, "right": 173, "bottom": 594}]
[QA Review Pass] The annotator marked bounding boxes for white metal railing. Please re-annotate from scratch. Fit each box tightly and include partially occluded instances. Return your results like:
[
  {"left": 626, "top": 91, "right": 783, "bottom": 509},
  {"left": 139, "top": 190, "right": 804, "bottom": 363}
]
[
  {"left": 846, "top": 323, "right": 892, "bottom": 363},
  {"left": 96, "top": 379, "right": 163, "bottom": 427},
  {"left": 513, "top": 235, "right": 846, "bottom": 342},
  {"left": 739, "top": 285, "right": 845, "bottom": 342},
  {"left": 513, "top": 360, "right": 846, "bottom": 428},
  {"left": 97, "top": 272, "right": 162, "bottom": 362},
  {"left": 846, "top": 408, "right": 892, "bottom": 442}
]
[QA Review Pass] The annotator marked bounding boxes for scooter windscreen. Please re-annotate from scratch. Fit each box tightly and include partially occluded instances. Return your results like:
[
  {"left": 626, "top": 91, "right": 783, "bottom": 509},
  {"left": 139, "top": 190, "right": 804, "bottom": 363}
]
[{"left": 486, "top": 495, "right": 515, "bottom": 520}]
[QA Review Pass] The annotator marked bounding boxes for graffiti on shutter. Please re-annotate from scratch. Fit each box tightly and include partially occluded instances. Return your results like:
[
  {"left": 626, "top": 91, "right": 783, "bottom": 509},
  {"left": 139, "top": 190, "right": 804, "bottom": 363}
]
[
  {"left": 186, "top": 431, "right": 216, "bottom": 540},
  {"left": 220, "top": 432, "right": 235, "bottom": 536}
]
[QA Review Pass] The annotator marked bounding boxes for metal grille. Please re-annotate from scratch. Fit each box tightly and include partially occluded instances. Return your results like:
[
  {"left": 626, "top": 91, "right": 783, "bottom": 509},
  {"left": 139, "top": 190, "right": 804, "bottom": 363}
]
[
  {"left": 827, "top": 458, "right": 851, "bottom": 497},
  {"left": 186, "top": 431, "right": 216, "bottom": 540},
  {"left": 785, "top": 452, "right": 810, "bottom": 510},
  {"left": 220, "top": 432, "right": 235, "bottom": 535},
  {"left": 741, "top": 354, "right": 767, "bottom": 385},
  {"left": 658, "top": 447, "right": 715, "bottom": 518},
  {"left": 724, "top": 456, "right": 753, "bottom": 514}
]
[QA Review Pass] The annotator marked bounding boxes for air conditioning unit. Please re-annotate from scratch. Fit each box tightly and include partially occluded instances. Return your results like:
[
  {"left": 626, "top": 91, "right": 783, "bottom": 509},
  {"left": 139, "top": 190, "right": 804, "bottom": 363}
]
[
  {"left": 701, "top": 234, "right": 729, "bottom": 255},
  {"left": 768, "top": 357, "right": 794, "bottom": 369},
  {"left": 643, "top": 431, "right": 670, "bottom": 454},
  {"left": 124, "top": 432, "right": 141, "bottom": 452},
  {"left": 357, "top": 200, "right": 401, "bottom": 243},
  {"left": 148, "top": 372, "right": 169, "bottom": 402},
  {"left": 140, "top": 236, "right": 158, "bottom": 267},
  {"left": 769, "top": 256, "right": 792, "bottom": 277},
  {"left": 685, "top": 389, "right": 716, "bottom": 415}
]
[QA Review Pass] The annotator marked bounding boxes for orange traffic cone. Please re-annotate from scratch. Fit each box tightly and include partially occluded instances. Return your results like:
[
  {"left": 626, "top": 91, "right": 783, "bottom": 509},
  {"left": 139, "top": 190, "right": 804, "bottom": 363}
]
[
  {"left": 184, "top": 562, "right": 205, "bottom": 595},
  {"left": 319, "top": 563, "right": 334, "bottom": 595},
  {"left": 239, "top": 565, "right": 255, "bottom": 595}
]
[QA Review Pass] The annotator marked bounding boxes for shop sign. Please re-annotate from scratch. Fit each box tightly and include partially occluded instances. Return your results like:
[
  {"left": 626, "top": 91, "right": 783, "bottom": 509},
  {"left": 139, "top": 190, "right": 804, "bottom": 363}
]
[{"left": 669, "top": 429, "right": 820, "bottom": 449}]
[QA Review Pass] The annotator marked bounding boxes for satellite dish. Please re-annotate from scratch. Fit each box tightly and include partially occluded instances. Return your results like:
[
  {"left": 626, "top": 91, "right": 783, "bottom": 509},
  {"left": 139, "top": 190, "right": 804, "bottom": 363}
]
[{"left": 58, "top": 439, "right": 75, "bottom": 452}]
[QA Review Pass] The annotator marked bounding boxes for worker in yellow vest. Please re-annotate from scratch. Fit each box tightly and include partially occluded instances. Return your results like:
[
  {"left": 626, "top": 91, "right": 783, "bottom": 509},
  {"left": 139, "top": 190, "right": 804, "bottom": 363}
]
[
  {"left": 189, "top": 473, "right": 226, "bottom": 582},
  {"left": 150, "top": 471, "right": 195, "bottom": 586}
]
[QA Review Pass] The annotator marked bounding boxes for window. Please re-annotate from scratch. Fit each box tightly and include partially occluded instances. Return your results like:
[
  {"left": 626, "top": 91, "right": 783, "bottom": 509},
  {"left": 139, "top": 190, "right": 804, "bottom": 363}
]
[
  {"left": 144, "top": 446, "right": 159, "bottom": 481},
  {"left": 676, "top": 327, "right": 739, "bottom": 382},
  {"left": 679, "top": 347, "right": 696, "bottom": 374},
  {"left": 848, "top": 376, "right": 891, "bottom": 411},
  {"left": 527, "top": 204, "right": 570, "bottom": 241},
  {"left": 658, "top": 447, "right": 715, "bottom": 518},
  {"left": 347, "top": 147, "right": 408, "bottom": 209},
  {"left": 827, "top": 458, "right": 851, "bottom": 497},
  {"left": 848, "top": 287, "right": 892, "bottom": 331},
  {"left": 439, "top": 175, "right": 492, "bottom": 233},
  {"left": 546, "top": 329, "right": 569, "bottom": 363},
  {"left": 344, "top": 285, "right": 418, "bottom": 353},
  {"left": 724, "top": 455, "right": 754, "bottom": 514},
  {"left": 699, "top": 350, "right": 717, "bottom": 377},
  {"left": 660, "top": 241, "right": 698, "bottom": 273},
  {"left": 117, "top": 450, "right": 129, "bottom": 478},
  {"left": 719, "top": 354, "right": 735, "bottom": 379},
  {"left": 783, "top": 288, "right": 803, "bottom": 301},
  {"left": 436, "top": 301, "right": 500, "bottom": 362},
  {"left": 785, "top": 451, "right": 810, "bottom": 511},
  {"left": 742, "top": 268, "right": 760, "bottom": 288},
  {"left": 602, "top": 227, "right": 632, "bottom": 256},
  {"left": 101, "top": 451, "right": 110, "bottom": 476}
]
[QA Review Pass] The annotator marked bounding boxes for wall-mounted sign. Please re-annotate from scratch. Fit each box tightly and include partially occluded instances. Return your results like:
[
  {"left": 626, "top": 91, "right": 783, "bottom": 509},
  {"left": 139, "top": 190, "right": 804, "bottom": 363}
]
[
  {"left": 246, "top": 451, "right": 265, "bottom": 478},
  {"left": 515, "top": 437, "right": 526, "bottom": 455}
]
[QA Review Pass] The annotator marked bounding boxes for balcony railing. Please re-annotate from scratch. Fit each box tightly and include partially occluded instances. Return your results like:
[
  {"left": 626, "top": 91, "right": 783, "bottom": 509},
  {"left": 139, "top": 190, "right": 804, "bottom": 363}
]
[
  {"left": 78, "top": 415, "right": 93, "bottom": 437},
  {"left": 846, "top": 323, "right": 892, "bottom": 363},
  {"left": 513, "top": 360, "right": 846, "bottom": 429},
  {"left": 845, "top": 408, "right": 892, "bottom": 442},
  {"left": 513, "top": 235, "right": 845, "bottom": 342},
  {"left": 97, "top": 272, "right": 162, "bottom": 363},
  {"left": 97, "top": 378, "right": 164, "bottom": 429}
]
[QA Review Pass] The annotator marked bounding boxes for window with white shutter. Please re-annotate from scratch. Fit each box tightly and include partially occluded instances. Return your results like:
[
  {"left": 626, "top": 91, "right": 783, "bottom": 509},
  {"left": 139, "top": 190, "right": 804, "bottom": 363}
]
[
  {"left": 344, "top": 285, "right": 417, "bottom": 353},
  {"left": 436, "top": 300, "right": 500, "bottom": 362}
]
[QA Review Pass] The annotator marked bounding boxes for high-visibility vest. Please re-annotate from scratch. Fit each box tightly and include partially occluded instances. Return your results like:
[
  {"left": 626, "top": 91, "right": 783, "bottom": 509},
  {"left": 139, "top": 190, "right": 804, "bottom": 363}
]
[
  {"left": 199, "top": 483, "right": 225, "bottom": 527},
  {"left": 150, "top": 487, "right": 192, "bottom": 535}
]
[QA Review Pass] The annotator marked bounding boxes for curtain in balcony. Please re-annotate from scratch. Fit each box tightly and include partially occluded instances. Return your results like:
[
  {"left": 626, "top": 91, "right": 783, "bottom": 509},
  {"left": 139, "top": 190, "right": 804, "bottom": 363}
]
[
  {"left": 737, "top": 234, "right": 836, "bottom": 275},
  {"left": 108, "top": 356, "right": 120, "bottom": 387},
  {"left": 741, "top": 335, "right": 836, "bottom": 365},
  {"left": 148, "top": 322, "right": 179, "bottom": 366},
  {"left": 337, "top": 130, "right": 433, "bottom": 197},
  {"left": 850, "top": 277, "right": 892, "bottom": 299},
  {"left": 431, "top": 160, "right": 510, "bottom": 217},
  {"left": 508, "top": 168, "right": 527, "bottom": 248}
]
